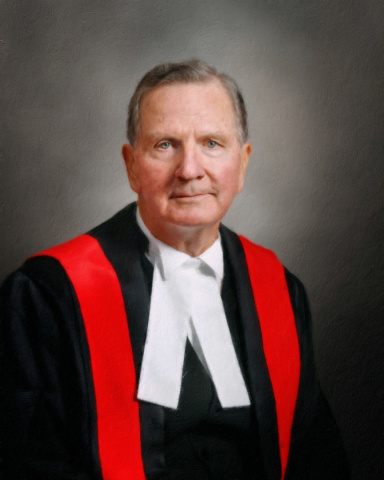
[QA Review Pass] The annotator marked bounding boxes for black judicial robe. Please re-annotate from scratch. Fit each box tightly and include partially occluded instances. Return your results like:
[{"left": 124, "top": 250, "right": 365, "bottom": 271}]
[{"left": 0, "top": 203, "right": 349, "bottom": 480}]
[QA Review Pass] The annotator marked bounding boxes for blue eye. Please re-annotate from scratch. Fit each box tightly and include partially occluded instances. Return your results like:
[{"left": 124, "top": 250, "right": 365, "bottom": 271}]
[
  {"left": 159, "top": 141, "right": 171, "bottom": 149},
  {"left": 207, "top": 140, "right": 217, "bottom": 148}
]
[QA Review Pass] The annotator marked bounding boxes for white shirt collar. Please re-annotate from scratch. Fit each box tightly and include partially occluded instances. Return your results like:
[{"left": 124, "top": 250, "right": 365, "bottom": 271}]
[{"left": 136, "top": 207, "right": 224, "bottom": 283}]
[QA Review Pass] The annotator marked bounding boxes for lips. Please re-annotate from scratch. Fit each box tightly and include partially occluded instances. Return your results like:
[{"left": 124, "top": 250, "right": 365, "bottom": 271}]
[{"left": 171, "top": 192, "right": 210, "bottom": 199}]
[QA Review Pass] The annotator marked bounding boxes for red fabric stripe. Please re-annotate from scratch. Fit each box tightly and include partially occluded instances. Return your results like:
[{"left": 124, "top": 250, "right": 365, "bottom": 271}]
[
  {"left": 36, "top": 235, "right": 145, "bottom": 480},
  {"left": 239, "top": 236, "right": 301, "bottom": 480}
]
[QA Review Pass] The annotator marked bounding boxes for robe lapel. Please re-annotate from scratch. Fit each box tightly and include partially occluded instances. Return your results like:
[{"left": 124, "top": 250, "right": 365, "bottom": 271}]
[
  {"left": 220, "top": 225, "right": 281, "bottom": 480},
  {"left": 89, "top": 203, "right": 166, "bottom": 479}
]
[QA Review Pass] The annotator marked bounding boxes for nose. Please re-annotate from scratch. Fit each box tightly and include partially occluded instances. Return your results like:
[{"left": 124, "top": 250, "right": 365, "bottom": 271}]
[{"left": 175, "top": 144, "right": 205, "bottom": 180}]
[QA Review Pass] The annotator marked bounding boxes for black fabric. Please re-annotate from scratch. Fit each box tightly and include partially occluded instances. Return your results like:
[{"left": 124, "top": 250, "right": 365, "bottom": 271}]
[
  {"left": 220, "top": 225, "right": 281, "bottom": 480},
  {"left": 283, "top": 271, "right": 351, "bottom": 479},
  {"left": 162, "top": 236, "right": 265, "bottom": 480},
  {"left": 0, "top": 202, "right": 350, "bottom": 479},
  {"left": 0, "top": 256, "right": 102, "bottom": 480},
  {"left": 164, "top": 340, "right": 263, "bottom": 480}
]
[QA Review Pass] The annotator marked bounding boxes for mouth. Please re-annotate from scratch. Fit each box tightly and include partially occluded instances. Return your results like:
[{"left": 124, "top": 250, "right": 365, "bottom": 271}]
[
  {"left": 170, "top": 193, "right": 210, "bottom": 200},
  {"left": 171, "top": 192, "right": 210, "bottom": 198}
]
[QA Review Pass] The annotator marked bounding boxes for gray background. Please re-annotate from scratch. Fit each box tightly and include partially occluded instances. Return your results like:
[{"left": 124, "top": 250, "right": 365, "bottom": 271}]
[{"left": 1, "top": 1, "right": 383, "bottom": 478}]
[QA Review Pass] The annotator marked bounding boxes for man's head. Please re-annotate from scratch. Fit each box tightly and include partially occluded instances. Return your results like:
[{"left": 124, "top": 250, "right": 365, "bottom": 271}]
[
  {"left": 122, "top": 60, "right": 252, "bottom": 252},
  {"left": 127, "top": 59, "right": 249, "bottom": 147}
]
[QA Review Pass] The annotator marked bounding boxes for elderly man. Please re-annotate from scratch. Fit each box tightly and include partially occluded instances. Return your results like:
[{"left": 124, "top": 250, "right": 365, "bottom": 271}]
[{"left": 1, "top": 60, "right": 349, "bottom": 479}]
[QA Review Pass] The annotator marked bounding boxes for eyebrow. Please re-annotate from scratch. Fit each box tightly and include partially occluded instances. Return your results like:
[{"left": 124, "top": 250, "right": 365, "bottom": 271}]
[
  {"left": 147, "top": 131, "right": 230, "bottom": 142},
  {"left": 146, "top": 133, "right": 178, "bottom": 142}
]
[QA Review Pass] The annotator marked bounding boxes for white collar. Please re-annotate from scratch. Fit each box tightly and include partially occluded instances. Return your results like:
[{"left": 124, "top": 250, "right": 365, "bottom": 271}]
[{"left": 136, "top": 207, "right": 224, "bottom": 283}]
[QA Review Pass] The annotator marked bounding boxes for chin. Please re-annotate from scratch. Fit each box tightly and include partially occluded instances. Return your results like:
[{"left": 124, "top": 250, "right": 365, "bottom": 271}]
[{"left": 167, "top": 209, "right": 221, "bottom": 229}]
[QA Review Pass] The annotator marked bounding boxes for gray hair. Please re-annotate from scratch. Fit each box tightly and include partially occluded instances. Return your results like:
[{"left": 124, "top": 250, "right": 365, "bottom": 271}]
[{"left": 127, "top": 59, "right": 248, "bottom": 146}]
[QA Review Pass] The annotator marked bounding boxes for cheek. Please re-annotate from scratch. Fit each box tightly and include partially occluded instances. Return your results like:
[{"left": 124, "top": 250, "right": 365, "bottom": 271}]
[
  {"left": 139, "top": 165, "right": 171, "bottom": 195},
  {"left": 218, "top": 165, "right": 243, "bottom": 196}
]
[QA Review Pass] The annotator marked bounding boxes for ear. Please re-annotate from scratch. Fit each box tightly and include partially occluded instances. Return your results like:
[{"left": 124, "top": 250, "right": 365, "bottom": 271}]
[
  {"left": 122, "top": 143, "right": 141, "bottom": 193},
  {"left": 237, "top": 142, "right": 252, "bottom": 193}
]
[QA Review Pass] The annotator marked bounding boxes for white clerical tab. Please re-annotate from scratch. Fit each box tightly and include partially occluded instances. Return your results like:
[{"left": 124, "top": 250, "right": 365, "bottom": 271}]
[{"left": 137, "top": 260, "right": 188, "bottom": 409}]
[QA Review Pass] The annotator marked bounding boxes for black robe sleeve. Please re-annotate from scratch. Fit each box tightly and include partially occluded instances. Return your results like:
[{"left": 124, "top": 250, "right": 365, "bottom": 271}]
[
  {"left": 0, "top": 257, "right": 102, "bottom": 480},
  {"left": 284, "top": 270, "right": 350, "bottom": 479}
]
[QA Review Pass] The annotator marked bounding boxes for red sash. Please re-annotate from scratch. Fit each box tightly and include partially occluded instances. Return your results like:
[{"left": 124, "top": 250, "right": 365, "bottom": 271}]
[
  {"left": 38, "top": 233, "right": 300, "bottom": 480},
  {"left": 239, "top": 236, "right": 301, "bottom": 479},
  {"left": 36, "top": 235, "right": 145, "bottom": 480}
]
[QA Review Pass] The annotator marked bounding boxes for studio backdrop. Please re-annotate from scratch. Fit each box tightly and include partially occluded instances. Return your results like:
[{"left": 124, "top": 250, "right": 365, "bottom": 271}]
[{"left": 1, "top": 1, "right": 383, "bottom": 479}]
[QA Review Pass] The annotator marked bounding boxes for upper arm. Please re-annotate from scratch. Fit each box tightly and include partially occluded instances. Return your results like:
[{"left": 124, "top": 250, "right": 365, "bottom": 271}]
[
  {"left": 283, "top": 269, "right": 350, "bottom": 479},
  {"left": 0, "top": 258, "right": 100, "bottom": 479}
]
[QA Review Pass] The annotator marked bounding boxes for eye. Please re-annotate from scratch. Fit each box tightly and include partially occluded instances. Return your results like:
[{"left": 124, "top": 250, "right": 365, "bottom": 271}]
[
  {"left": 207, "top": 140, "right": 217, "bottom": 148},
  {"left": 159, "top": 141, "right": 171, "bottom": 149}
]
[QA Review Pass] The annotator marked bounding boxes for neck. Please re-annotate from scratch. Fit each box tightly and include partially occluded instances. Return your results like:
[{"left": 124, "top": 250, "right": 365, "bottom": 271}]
[{"left": 137, "top": 206, "right": 220, "bottom": 257}]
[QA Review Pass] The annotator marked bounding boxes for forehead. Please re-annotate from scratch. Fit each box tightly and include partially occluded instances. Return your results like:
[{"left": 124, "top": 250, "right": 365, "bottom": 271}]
[{"left": 138, "top": 80, "right": 237, "bottom": 135}]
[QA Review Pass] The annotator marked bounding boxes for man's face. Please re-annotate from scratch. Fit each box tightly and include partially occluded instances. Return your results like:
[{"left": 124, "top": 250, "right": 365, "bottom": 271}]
[{"left": 123, "top": 79, "right": 251, "bottom": 239}]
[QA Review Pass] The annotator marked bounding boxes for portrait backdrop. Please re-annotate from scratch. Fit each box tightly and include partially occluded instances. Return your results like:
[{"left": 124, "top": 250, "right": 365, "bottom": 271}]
[{"left": 1, "top": 1, "right": 383, "bottom": 479}]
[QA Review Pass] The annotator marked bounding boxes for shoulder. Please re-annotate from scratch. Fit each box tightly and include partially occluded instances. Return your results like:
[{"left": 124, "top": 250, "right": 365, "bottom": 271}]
[
  {"left": 220, "top": 224, "right": 309, "bottom": 316},
  {"left": 220, "top": 224, "right": 280, "bottom": 264},
  {"left": 221, "top": 224, "right": 304, "bottom": 278},
  {"left": 32, "top": 202, "right": 138, "bottom": 261},
  {"left": 2, "top": 255, "right": 74, "bottom": 308},
  {"left": 1, "top": 202, "right": 141, "bottom": 325},
  {"left": 0, "top": 256, "right": 83, "bottom": 361},
  {"left": 4, "top": 202, "right": 138, "bottom": 287},
  {"left": 220, "top": 225, "right": 288, "bottom": 278}
]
